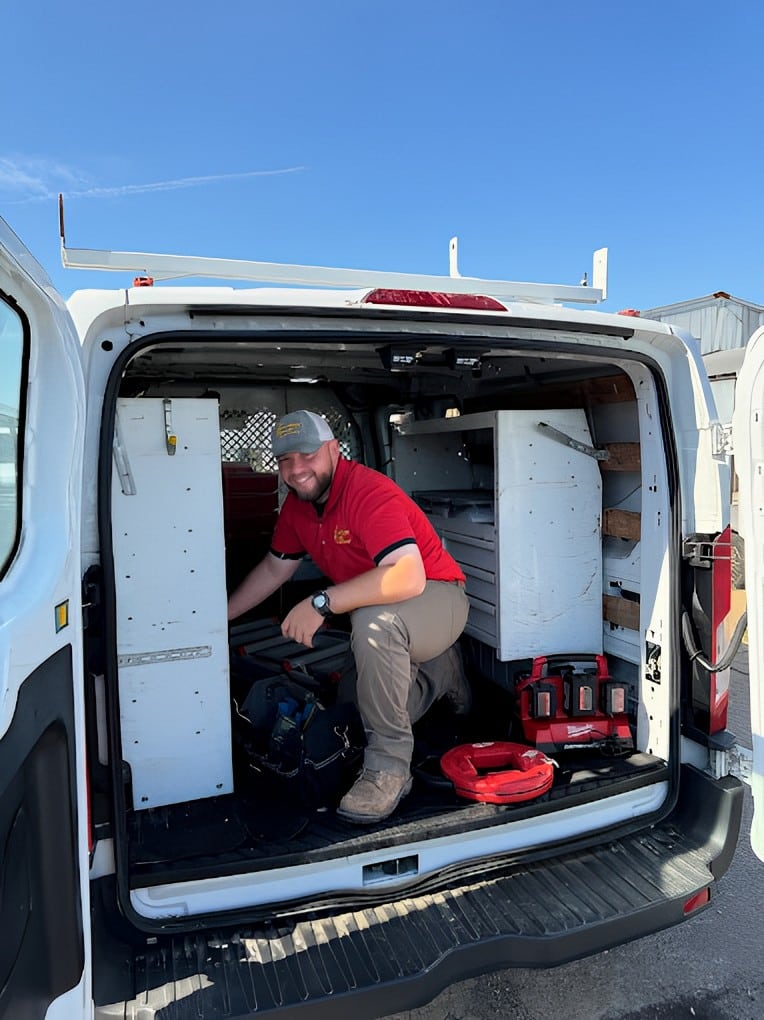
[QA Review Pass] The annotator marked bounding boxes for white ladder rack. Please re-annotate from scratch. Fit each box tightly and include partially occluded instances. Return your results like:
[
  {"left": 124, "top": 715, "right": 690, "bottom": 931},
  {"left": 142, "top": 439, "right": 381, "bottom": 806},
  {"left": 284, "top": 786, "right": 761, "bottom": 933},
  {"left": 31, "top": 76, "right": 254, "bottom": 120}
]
[{"left": 58, "top": 195, "right": 608, "bottom": 305}]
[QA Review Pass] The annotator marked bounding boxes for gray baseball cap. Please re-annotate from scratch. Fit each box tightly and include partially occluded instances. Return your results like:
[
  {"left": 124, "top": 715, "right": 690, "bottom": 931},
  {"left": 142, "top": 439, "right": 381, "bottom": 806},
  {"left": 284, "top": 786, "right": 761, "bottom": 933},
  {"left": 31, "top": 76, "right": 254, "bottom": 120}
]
[{"left": 271, "top": 410, "right": 335, "bottom": 458}]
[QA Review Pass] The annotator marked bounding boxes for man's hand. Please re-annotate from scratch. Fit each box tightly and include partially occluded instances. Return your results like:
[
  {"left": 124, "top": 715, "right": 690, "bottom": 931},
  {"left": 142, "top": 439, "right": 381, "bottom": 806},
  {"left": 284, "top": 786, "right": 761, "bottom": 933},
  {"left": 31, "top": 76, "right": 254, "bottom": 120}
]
[{"left": 281, "top": 598, "right": 324, "bottom": 648}]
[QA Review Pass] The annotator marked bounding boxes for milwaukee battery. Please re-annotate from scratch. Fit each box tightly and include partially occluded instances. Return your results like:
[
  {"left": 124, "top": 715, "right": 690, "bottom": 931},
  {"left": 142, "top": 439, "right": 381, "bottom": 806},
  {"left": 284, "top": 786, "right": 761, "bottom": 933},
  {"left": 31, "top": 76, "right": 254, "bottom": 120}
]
[{"left": 515, "top": 654, "right": 633, "bottom": 754}]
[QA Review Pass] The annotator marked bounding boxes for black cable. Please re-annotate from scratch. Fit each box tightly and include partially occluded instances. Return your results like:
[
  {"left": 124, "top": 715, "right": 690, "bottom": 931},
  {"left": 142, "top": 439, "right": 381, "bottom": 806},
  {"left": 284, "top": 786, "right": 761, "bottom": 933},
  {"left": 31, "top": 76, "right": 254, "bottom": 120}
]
[{"left": 681, "top": 609, "right": 748, "bottom": 674}]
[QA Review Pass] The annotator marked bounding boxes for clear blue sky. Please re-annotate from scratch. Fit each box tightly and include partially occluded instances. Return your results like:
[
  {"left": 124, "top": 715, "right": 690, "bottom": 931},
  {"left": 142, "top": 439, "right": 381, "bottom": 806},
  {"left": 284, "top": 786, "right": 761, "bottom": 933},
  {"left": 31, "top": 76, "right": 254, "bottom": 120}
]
[{"left": 2, "top": 1, "right": 762, "bottom": 312}]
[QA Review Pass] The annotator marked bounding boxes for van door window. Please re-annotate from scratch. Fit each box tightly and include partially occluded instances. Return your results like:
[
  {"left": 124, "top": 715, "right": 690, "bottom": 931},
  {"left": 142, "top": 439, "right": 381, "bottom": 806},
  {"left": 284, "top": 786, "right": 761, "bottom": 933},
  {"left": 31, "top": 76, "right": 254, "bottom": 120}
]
[{"left": 0, "top": 296, "right": 24, "bottom": 576}]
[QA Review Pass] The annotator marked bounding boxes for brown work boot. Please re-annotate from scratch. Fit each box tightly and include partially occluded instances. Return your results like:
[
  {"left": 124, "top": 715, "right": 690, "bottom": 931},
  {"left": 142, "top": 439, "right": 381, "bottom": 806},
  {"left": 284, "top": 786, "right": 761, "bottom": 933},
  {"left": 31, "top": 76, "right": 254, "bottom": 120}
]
[
  {"left": 441, "top": 652, "right": 472, "bottom": 716},
  {"left": 337, "top": 768, "right": 413, "bottom": 824}
]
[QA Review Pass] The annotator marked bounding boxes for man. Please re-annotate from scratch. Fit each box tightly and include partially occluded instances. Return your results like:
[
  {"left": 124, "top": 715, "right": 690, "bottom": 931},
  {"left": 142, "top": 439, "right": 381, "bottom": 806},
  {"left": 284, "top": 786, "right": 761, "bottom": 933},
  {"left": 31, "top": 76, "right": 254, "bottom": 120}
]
[{"left": 228, "top": 409, "right": 470, "bottom": 824}]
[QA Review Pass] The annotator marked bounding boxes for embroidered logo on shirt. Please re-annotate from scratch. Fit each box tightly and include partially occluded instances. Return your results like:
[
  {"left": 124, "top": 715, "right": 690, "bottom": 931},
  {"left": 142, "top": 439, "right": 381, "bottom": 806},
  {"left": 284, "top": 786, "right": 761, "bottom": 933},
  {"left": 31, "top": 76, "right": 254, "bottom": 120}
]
[{"left": 333, "top": 527, "right": 352, "bottom": 544}]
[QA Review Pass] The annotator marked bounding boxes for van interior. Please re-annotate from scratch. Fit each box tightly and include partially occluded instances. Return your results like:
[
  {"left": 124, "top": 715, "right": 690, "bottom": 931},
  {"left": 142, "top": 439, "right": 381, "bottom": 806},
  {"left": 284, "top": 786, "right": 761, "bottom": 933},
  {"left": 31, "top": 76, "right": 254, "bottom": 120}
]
[{"left": 98, "top": 320, "right": 674, "bottom": 916}]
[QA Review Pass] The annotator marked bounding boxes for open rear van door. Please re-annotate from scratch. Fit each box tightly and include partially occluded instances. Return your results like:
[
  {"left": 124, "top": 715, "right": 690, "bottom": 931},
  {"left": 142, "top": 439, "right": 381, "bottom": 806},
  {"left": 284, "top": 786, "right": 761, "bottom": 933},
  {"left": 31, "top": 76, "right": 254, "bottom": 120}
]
[
  {"left": 732, "top": 324, "right": 764, "bottom": 863},
  {"left": 0, "top": 219, "right": 89, "bottom": 1019}
]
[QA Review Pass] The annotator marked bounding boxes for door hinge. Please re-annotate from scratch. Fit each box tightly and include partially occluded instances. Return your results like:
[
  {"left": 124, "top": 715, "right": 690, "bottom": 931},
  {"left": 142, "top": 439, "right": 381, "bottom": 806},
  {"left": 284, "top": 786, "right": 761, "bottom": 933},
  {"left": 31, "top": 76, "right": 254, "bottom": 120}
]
[
  {"left": 709, "top": 742, "right": 752, "bottom": 786},
  {"left": 682, "top": 537, "right": 717, "bottom": 567},
  {"left": 711, "top": 421, "right": 733, "bottom": 458}
]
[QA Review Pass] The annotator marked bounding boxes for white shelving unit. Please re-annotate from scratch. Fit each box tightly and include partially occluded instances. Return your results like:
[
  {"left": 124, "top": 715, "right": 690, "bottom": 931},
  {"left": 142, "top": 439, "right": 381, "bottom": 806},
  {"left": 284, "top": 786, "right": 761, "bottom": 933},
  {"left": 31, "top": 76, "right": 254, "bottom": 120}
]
[
  {"left": 111, "top": 398, "right": 233, "bottom": 810},
  {"left": 393, "top": 409, "right": 603, "bottom": 661}
]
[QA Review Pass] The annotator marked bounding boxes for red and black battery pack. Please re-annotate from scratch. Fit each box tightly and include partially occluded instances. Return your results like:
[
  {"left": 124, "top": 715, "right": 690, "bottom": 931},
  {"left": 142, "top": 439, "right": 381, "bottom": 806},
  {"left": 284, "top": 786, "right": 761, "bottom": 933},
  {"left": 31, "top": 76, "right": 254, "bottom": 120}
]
[{"left": 515, "top": 654, "right": 633, "bottom": 754}]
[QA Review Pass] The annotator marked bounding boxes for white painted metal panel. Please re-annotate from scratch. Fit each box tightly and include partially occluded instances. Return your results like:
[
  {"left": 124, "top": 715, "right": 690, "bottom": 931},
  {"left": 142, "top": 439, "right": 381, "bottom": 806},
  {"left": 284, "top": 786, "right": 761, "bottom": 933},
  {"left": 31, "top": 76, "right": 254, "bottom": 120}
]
[
  {"left": 493, "top": 409, "right": 602, "bottom": 659},
  {"left": 731, "top": 324, "right": 764, "bottom": 861},
  {"left": 112, "top": 397, "right": 233, "bottom": 809},
  {"left": 396, "top": 410, "right": 603, "bottom": 660}
]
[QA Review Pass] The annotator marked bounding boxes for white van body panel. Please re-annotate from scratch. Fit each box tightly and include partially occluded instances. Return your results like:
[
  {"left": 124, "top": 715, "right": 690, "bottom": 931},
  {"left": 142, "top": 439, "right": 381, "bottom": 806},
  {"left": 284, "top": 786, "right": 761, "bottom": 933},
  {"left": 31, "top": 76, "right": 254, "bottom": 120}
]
[
  {"left": 0, "top": 221, "right": 91, "bottom": 1016},
  {"left": 731, "top": 323, "right": 764, "bottom": 861}
]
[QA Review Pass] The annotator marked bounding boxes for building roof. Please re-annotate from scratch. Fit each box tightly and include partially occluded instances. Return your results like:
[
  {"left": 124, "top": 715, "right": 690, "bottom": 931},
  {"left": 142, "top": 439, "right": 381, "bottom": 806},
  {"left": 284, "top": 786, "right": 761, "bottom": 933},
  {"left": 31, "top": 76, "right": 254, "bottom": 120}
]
[{"left": 643, "top": 292, "right": 764, "bottom": 356}]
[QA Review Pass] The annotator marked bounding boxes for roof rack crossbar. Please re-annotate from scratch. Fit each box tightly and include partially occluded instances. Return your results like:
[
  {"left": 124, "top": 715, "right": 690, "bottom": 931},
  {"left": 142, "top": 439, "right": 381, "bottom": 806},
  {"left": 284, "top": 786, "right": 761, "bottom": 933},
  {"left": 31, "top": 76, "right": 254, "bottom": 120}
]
[{"left": 58, "top": 197, "right": 607, "bottom": 305}]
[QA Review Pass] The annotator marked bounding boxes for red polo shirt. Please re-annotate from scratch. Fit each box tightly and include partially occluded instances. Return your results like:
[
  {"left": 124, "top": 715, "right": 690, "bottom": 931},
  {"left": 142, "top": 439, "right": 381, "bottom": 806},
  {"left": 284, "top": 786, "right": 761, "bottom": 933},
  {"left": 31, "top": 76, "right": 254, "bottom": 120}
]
[{"left": 271, "top": 457, "right": 465, "bottom": 586}]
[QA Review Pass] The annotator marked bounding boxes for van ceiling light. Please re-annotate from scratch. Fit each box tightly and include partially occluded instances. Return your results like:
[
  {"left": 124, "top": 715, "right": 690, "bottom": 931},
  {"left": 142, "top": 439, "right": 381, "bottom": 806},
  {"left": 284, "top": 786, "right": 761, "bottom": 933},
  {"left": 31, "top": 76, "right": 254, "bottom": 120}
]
[{"left": 362, "top": 289, "right": 508, "bottom": 312}]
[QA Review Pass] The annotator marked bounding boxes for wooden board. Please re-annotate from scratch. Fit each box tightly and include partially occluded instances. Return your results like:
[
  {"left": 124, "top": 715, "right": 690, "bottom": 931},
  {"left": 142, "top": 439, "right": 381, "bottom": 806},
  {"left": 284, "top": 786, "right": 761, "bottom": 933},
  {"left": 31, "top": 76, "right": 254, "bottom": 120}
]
[
  {"left": 603, "top": 594, "right": 640, "bottom": 631},
  {"left": 603, "top": 508, "right": 641, "bottom": 540}
]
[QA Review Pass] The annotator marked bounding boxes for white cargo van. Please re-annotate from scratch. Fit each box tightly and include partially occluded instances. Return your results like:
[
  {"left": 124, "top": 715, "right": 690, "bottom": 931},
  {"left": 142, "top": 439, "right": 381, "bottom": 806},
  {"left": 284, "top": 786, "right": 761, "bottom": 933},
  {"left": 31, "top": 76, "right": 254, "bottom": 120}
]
[{"left": 0, "top": 210, "right": 758, "bottom": 1020}]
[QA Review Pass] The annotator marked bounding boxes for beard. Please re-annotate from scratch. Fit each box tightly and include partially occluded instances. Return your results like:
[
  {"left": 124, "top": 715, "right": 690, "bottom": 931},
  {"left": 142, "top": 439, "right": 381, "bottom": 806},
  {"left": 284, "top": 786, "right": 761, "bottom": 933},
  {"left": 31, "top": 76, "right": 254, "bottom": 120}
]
[{"left": 286, "top": 465, "right": 334, "bottom": 503}]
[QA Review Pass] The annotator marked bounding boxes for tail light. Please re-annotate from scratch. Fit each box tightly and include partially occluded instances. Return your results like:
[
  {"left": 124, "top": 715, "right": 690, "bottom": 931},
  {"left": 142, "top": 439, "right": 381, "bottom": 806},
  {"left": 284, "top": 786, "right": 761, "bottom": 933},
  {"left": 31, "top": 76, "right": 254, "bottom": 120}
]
[
  {"left": 709, "top": 526, "right": 732, "bottom": 733},
  {"left": 685, "top": 527, "right": 733, "bottom": 736}
]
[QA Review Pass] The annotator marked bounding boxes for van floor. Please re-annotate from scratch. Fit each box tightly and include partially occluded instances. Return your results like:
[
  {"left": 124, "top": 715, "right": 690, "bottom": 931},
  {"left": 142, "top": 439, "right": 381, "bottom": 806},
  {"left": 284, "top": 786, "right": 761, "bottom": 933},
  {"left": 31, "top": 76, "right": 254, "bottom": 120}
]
[{"left": 126, "top": 748, "right": 667, "bottom": 888}]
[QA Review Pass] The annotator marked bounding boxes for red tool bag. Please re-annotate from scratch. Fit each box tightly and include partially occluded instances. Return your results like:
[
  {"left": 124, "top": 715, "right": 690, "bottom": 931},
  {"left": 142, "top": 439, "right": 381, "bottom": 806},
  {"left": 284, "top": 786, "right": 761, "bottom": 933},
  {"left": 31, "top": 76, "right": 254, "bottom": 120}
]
[
  {"left": 440, "top": 742, "right": 556, "bottom": 804},
  {"left": 515, "top": 654, "right": 633, "bottom": 754}
]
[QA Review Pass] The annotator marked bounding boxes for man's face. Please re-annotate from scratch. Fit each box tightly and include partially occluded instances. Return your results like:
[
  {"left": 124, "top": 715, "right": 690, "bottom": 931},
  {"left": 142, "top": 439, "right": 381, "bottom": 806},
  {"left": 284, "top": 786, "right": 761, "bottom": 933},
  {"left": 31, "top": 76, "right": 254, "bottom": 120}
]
[{"left": 277, "top": 439, "right": 340, "bottom": 502}]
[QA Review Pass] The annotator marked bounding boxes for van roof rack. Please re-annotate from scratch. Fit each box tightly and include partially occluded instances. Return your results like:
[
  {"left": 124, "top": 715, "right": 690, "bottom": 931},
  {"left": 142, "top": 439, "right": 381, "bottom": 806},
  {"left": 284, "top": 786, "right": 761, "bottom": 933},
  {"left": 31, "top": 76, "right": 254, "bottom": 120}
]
[{"left": 58, "top": 194, "right": 608, "bottom": 305}]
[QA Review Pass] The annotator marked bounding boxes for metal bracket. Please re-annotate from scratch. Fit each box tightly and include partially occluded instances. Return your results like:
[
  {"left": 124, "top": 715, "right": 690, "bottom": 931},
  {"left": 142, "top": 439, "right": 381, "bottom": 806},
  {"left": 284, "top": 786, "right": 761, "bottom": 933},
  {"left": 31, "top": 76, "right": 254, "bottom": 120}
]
[
  {"left": 710, "top": 743, "right": 753, "bottom": 786},
  {"left": 112, "top": 414, "right": 136, "bottom": 495},
  {"left": 711, "top": 422, "right": 733, "bottom": 458},
  {"left": 118, "top": 645, "right": 212, "bottom": 668},
  {"left": 163, "top": 398, "right": 177, "bottom": 455},
  {"left": 682, "top": 535, "right": 731, "bottom": 568},
  {"left": 537, "top": 421, "right": 610, "bottom": 461}
]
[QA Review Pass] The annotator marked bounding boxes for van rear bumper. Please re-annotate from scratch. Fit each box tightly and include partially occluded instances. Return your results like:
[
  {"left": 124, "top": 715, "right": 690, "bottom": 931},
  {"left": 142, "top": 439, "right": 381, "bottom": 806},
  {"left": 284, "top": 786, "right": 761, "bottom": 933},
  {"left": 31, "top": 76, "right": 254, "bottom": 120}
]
[{"left": 93, "top": 765, "right": 743, "bottom": 1020}]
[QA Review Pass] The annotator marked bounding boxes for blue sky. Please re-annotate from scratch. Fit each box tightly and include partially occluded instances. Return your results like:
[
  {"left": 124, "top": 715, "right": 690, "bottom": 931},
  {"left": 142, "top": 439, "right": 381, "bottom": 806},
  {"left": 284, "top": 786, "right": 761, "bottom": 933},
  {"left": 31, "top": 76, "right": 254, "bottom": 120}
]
[{"left": 2, "top": 1, "right": 762, "bottom": 312}]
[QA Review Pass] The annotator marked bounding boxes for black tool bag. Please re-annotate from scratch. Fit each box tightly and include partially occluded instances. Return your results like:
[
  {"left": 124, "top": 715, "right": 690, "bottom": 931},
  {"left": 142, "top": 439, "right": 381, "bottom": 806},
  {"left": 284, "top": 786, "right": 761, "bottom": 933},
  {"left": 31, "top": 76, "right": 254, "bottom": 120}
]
[{"left": 233, "top": 669, "right": 365, "bottom": 810}]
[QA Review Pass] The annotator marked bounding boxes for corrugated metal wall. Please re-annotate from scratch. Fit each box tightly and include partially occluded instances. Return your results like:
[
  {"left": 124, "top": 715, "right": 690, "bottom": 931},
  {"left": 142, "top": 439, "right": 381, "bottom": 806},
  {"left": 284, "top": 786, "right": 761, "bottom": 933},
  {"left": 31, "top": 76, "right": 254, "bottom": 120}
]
[{"left": 643, "top": 293, "right": 764, "bottom": 356}]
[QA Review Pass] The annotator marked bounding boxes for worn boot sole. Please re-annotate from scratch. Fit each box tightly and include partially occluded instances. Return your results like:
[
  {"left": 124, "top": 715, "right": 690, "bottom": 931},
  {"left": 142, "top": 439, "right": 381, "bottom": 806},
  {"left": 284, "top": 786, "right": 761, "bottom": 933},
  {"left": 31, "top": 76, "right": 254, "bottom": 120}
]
[{"left": 336, "top": 777, "right": 413, "bottom": 825}]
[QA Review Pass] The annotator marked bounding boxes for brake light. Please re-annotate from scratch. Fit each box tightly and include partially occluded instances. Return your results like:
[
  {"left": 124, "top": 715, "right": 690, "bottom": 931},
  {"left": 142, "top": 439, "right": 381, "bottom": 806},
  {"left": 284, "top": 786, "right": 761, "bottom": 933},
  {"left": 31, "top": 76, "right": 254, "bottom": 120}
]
[
  {"left": 133, "top": 276, "right": 154, "bottom": 287},
  {"left": 709, "top": 526, "right": 732, "bottom": 733},
  {"left": 363, "top": 289, "right": 507, "bottom": 311},
  {"left": 617, "top": 308, "right": 641, "bottom": 316}
]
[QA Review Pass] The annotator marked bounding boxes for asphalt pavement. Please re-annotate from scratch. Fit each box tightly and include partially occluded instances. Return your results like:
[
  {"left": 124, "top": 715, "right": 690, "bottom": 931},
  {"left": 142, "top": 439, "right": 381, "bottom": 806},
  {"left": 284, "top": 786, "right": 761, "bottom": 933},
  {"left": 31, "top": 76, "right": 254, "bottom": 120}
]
[{"left": 387, "top": 648, "right": 763, "bottom": 1020}]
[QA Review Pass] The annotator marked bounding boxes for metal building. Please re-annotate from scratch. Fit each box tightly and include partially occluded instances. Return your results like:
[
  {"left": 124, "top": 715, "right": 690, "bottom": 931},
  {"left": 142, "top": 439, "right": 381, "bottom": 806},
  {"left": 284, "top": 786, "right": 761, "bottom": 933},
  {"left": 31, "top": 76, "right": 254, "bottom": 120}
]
[
  {"left": 644, "top": 292, "right": 764, "bottom": 425},
  {"left": 644, "top": 292, "right": 764, "bottom": 356}
]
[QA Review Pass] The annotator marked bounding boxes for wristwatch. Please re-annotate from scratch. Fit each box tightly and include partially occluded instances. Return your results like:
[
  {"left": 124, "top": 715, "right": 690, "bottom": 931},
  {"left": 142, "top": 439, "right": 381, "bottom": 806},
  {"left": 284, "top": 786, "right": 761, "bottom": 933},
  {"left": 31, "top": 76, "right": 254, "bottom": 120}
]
[{"left": 310, "top": 590, "right": 332, "bottom": 617}]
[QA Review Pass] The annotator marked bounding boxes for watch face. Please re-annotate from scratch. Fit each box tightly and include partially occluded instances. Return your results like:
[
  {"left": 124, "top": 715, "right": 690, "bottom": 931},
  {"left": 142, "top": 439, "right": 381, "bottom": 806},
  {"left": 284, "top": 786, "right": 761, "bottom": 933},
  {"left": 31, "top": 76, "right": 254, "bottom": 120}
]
[{"left": 312, "top": 591, "right": 330, "bottom": 615}]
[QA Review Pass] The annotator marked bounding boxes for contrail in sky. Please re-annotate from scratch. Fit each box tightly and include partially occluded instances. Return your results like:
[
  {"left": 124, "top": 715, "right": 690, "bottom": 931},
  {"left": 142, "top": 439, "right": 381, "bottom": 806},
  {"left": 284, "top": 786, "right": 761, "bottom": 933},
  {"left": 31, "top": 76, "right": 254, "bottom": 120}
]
[
  {"left": 0, "top": 157, "right": 306, "bottom": 203},
  {"left": 67, "top": 166, "right": 306, "bottom": 198}
]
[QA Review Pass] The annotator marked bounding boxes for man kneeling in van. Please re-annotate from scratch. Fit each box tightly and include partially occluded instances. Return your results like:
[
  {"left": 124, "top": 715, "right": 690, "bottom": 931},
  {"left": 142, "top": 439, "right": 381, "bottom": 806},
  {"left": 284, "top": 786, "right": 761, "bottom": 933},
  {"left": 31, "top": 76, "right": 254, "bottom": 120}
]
[{"left": 228, "top": 410, "right": 470, "bottom": 824}]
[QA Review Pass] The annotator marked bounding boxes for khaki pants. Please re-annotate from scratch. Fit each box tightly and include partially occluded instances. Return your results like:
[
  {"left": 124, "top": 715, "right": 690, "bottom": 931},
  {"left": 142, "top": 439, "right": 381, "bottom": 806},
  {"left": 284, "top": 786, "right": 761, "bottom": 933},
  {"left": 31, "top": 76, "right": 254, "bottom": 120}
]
[{"left": 340, "top": 580, "right": 470, "bottom": 775}]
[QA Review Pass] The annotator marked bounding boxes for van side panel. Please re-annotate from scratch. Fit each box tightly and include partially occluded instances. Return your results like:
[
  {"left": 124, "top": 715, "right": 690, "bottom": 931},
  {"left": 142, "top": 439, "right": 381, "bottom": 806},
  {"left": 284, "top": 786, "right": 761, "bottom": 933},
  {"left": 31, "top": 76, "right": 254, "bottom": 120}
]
[{"left": 0, "top": 648, "right": 84, "bottom": 1020}]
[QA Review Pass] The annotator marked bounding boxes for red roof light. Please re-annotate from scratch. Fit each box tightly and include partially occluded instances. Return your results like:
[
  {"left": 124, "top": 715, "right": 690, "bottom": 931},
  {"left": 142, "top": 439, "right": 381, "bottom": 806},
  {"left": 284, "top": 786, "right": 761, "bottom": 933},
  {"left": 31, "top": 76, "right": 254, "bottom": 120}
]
[{"left": 363, "top": 289, "right": 507, "bottom": 312}]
